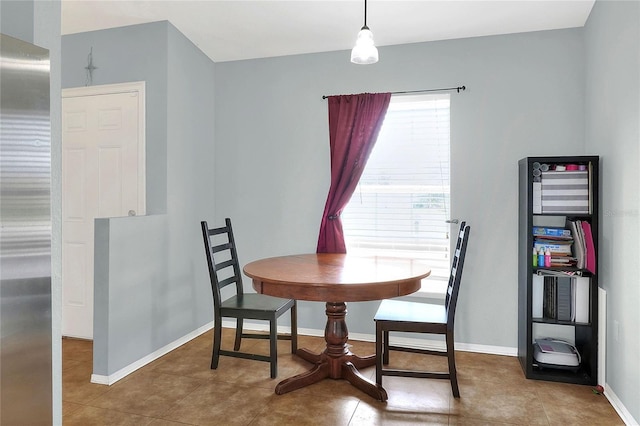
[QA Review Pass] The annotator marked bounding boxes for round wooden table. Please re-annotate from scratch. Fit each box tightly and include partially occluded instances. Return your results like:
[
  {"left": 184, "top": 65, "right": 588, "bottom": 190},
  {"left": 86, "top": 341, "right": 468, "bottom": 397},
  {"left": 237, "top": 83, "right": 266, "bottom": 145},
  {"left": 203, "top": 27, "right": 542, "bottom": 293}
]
[{"left": 243, "top": 253, "right": 431, "bottom": 401}]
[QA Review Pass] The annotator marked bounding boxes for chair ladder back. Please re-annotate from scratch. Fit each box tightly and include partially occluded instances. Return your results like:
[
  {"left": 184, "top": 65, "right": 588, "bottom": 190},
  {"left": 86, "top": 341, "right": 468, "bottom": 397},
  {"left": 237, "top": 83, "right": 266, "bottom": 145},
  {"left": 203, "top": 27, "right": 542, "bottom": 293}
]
[
  {"left": 211, "top": 227, "right": 243, "bottom": 291},
  {"left": 445, "top": 222, "right": 470, "bottom": 324},
  {"left": 222, "top": 218, "right": 244, "bottom": 294},
  {"left": 201, "top": 219, "right": 244, "bottom": 309},
  {"left": 444, "top": 221, "right": 465, "bottom": 307}
]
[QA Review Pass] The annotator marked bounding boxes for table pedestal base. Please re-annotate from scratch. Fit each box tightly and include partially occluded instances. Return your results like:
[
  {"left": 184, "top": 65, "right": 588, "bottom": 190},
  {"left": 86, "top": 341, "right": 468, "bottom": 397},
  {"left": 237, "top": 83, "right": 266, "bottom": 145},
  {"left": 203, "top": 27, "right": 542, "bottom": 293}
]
[{"left": 275, "top": 302, "right": 388, "bottom": 401}]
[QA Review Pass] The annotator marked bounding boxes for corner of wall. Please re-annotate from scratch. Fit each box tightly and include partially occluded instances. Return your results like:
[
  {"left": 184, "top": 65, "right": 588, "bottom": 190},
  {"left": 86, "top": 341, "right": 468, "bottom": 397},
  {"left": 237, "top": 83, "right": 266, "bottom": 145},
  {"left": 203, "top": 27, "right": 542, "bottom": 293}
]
[{"left": 92, "top": 218, "right": 111, "bottom": 376}]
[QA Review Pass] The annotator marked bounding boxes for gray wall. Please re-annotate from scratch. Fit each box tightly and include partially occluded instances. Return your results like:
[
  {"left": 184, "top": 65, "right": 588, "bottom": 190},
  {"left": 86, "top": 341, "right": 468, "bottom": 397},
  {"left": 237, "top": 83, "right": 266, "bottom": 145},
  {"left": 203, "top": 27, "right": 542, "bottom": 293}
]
[
  {"left": 585, "top": 0, "right": 640, "bottom": 420},
  {"left": 62, "top": 21, "right": 216, "bottom": 376},
  {"left": 1, "top": 0, "right": 62, "bottom": 423},
  {"left": 0, "top": 0, "right": 33, "bottom": 41},
  {"left": 214, "top": 29, "right": 586, "bottom": 347}
]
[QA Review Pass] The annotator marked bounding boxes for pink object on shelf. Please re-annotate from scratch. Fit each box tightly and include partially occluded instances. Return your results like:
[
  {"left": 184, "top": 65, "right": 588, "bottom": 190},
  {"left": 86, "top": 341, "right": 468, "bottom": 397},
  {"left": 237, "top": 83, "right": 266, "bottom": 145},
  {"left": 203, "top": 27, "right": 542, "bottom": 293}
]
[
  {"left": 582, "top": 221, "right": 596, "bottom": 274},
  {"left": 566, "top": 164, "right": 579, "bottom": 171}
]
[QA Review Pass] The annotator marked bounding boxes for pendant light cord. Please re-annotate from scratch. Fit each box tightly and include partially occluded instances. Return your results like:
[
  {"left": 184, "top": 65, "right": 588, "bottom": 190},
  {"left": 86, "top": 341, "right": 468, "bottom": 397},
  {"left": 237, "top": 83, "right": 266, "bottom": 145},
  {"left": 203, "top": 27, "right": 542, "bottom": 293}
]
[{"left": 364, "top": 0, "right": 367, "bottom": 28}]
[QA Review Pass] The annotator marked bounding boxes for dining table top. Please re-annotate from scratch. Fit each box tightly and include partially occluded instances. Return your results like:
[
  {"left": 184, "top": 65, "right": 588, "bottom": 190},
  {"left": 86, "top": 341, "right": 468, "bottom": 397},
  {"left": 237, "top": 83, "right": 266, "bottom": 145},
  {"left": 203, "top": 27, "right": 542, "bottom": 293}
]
[{"left": 243, "top": 253, "right": 431, "bottom": 302}]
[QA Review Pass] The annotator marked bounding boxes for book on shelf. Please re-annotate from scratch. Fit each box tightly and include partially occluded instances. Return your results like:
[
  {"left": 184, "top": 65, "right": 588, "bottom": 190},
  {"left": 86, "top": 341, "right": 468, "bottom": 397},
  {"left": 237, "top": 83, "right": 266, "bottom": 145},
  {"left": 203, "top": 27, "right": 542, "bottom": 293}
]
[
  {"left": 567, "top": 219, "right": 586, "bottom": 270},
  {"left": 533, "top": 227, "right": 572, "bottom": 238},
  {"left": 581, "top": 221, "right": 596, "bottom": 274},
  {"left": 534, "top": 241, "right": 572, "bottom": 255},
  {"left": 572, "top": 277, "right": 590, "bottom": 323},
  {"left": 543, "top": 277, "right": 556, "bottom": 319},
  {"left": 536, "top": 269, "right": 582, "bottom": 277},
  {"left": 549, "top": 256, "right": 577, "bottom": 267},
  {"left": 532, "top": 275, "right": 544, "bottom": 318},
  {"left": 556, "top": 277, "right": 572, "bottom": 321}
]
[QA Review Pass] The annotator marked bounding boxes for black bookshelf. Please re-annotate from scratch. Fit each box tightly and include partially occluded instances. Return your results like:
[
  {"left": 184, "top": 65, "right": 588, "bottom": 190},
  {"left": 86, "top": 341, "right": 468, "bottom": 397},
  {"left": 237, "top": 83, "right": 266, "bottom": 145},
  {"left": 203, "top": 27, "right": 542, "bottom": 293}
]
[{"left": 518, "top": 156, "right": 599, "bottom": 386}]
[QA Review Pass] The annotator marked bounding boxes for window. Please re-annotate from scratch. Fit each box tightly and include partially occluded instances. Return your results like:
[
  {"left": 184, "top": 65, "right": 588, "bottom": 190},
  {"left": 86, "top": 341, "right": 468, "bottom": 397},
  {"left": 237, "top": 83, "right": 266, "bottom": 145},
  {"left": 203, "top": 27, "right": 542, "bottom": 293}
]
[{"left": 341, "top": 94, "right": 451, "bottom": 296}]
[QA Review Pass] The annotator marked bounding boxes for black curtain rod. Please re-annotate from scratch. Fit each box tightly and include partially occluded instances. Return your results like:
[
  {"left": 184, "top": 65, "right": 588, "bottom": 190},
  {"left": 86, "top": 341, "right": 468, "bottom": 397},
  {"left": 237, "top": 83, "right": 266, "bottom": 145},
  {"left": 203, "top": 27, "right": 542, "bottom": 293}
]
[{"left": 321, "top": 85, "right": 466, "bottom": 99}]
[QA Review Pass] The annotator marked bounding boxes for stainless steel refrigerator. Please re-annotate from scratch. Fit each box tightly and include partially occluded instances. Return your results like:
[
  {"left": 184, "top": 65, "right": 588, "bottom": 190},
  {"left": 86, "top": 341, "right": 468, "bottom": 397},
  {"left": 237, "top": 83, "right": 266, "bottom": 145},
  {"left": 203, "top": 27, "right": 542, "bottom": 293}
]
[{"left": 0, "top": 33, "right": 52, "bottom": 424}]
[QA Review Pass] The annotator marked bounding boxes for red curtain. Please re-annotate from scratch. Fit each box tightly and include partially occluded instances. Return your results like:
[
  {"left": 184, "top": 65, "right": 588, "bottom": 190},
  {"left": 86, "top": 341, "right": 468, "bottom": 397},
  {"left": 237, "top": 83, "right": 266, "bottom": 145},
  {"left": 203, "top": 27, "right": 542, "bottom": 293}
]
[{"left": 316, "top": 92, "right": 391, "bottom": 253}]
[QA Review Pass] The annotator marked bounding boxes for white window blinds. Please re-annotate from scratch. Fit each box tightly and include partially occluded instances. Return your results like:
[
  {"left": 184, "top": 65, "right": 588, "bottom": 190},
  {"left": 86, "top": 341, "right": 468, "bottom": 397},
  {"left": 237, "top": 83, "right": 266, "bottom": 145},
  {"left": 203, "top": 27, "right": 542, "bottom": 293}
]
[{"left": 342, "top": 94, "right": 451, "bottom": 285}]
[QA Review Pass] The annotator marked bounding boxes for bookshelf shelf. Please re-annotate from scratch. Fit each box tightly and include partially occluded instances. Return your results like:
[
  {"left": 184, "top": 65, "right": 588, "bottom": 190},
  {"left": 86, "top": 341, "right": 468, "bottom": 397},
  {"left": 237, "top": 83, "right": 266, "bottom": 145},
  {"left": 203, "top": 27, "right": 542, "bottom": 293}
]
[
  {"left": 534, "top": 267, "right": 583, "bottom": 273},
  {"left": 533, "top": 267, "right": 594, "bottom": 278},
  {"left": 518, "top": 156, "right": 599, "bottom": 386},
  {"left": 531, "top": 317, "right": 591, "bottom": 326}
]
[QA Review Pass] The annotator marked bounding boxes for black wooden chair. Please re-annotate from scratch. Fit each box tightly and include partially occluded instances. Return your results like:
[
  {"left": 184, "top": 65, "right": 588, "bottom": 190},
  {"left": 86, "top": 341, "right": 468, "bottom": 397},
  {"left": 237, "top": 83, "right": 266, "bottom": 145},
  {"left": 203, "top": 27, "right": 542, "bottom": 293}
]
[
  {"left": 374, "top": 221, "right": 470, "bottom": 397},
  {"left": 201, "top": 218, "right": 297, "bottom": 378}
]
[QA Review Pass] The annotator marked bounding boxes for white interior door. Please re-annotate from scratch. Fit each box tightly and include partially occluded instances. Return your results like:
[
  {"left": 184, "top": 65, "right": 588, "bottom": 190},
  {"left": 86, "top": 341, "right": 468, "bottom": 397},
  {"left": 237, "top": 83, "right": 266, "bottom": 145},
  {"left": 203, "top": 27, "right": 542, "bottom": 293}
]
[{"left": 62, "top": 82, "right": 145, "bottom": 339}]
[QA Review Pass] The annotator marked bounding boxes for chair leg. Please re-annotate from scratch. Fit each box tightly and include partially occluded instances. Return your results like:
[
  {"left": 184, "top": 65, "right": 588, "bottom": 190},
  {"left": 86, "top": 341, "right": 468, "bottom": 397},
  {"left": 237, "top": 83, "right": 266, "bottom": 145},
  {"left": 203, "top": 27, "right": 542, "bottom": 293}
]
[
  {"left": 375, "top": 321, "right": 383, "bottom": 386},
  {"left": 211, "top": 318, "right": 222, "bottom": 370},
  {"left": 383, "top": 330, "right": 390, "bottom": 365},
  {"left": 290, "top": 301, "right": 298, "bottom": 353},
  {"left": 269, "top": 317, "right": 278, "bottom": 379},
  {"left": 234, "top": 318, "right": 243, "bottom": 351},
  {"left": 446, "top": 330, "right": 460, "bottom": 398}
]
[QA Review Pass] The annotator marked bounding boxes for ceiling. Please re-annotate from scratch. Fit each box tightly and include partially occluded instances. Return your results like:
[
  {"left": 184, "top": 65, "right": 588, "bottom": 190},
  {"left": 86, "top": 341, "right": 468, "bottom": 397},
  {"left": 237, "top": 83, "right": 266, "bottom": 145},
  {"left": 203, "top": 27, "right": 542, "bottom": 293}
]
[{"left": 61, "top": 0, "right": 596, "bottom": 63}]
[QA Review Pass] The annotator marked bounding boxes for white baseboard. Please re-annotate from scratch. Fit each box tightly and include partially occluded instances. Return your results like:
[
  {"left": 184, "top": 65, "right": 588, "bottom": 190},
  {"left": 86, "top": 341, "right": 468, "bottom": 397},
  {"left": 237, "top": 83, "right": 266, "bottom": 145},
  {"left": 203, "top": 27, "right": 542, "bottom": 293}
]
[
  {"left": 604, "top": 385, "right": 638, "bottom": 426},
  {"left": 91, "top": 322, "right": 214, "bottom": 385},
  {"left": 221, "top": 320, "right": 518, "bottom": 357}
]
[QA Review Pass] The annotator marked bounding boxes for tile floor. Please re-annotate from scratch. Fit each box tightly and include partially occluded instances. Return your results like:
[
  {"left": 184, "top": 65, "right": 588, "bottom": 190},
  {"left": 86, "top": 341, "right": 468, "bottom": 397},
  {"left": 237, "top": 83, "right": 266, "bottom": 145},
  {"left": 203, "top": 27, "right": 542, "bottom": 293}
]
[{"left": 63, "top": 329, "right": 623, "bottom": 425}]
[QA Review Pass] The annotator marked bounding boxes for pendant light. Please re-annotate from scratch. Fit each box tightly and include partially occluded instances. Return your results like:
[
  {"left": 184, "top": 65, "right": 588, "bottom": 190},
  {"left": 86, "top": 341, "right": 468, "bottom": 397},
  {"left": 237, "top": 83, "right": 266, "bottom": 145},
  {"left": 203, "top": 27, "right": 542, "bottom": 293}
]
[{"left": 350, "top": 0, "right": 379, "bottom": 64}]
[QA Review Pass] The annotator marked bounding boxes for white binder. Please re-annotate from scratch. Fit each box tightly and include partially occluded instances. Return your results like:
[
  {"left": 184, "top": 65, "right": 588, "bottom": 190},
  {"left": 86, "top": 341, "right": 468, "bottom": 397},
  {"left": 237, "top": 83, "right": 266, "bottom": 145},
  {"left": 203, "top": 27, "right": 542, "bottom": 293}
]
[{"left": 572, "top": 277, "right": 590, "bottom": 323}]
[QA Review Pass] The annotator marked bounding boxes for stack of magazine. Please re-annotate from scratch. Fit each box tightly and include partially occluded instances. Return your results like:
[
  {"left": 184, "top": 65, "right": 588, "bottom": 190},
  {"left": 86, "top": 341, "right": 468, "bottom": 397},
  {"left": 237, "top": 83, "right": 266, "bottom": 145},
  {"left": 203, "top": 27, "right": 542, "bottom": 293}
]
[{"left": 533, "top": 227, "right": 576, "bottom": 267}]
